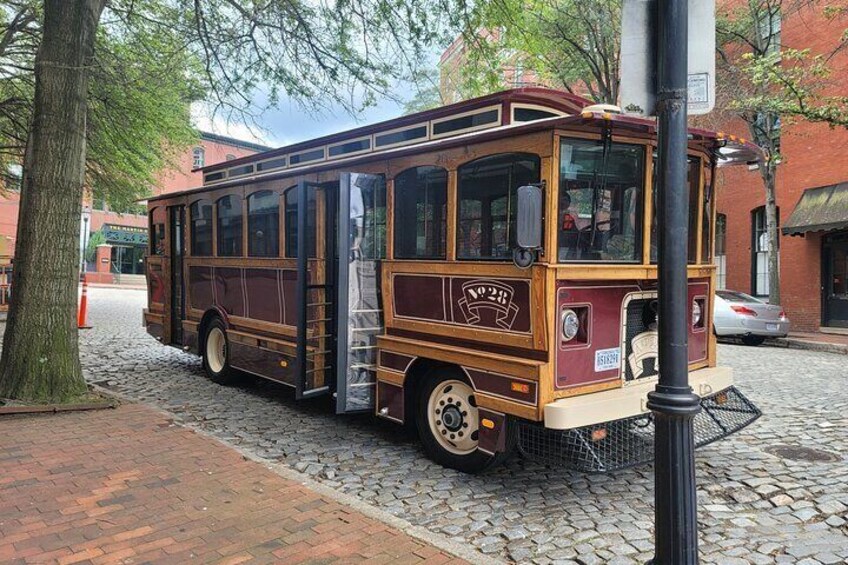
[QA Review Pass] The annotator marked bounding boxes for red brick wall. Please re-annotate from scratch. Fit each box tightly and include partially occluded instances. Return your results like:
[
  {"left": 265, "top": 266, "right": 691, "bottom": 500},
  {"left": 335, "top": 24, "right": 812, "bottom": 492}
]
[{"left": 716, "top": 1, "right": 848, "bottom": 331}]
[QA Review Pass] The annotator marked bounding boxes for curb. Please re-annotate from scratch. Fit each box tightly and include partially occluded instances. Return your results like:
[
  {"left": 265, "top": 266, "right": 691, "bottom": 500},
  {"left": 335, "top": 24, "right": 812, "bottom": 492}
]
[
  {"left": 88, "top": 384, "right": 500, "bottom": 565},
  {"left": 768, "top": 337, "right": 848, "bottom": 356}
]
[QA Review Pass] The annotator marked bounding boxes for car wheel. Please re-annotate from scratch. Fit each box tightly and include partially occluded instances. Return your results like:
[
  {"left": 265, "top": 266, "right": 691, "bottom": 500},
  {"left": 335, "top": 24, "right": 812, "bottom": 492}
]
[
  {"left": 202, "top": 318, "right": 239, "bottom": 385},
  {"left": 415, "top": 366, "right": 514, "bottom": 474},
  {"left": 741, "top": 335, "right": 765, "bottom": 346}
]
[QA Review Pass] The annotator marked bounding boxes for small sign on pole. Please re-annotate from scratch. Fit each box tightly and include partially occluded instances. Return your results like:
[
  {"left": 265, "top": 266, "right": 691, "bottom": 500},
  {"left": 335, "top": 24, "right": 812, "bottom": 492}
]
[{"left": 620, "top": 0, "right": 716, "bottom": 116}]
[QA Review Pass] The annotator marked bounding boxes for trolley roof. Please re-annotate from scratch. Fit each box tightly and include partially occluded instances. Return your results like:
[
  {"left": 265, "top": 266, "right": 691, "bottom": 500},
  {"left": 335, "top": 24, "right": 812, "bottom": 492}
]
[{"left": 148, "top": 88, "right": 762, "bottom": 204}]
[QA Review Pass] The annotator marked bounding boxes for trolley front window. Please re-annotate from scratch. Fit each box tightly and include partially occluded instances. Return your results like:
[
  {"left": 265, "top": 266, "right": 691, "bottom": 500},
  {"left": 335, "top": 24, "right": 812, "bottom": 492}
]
[
  {"left": 457, "top": 153, "right": 540, "bottom": 260},
  {"left": 558, "top": 139, "right": 644, "bottom": 262}
]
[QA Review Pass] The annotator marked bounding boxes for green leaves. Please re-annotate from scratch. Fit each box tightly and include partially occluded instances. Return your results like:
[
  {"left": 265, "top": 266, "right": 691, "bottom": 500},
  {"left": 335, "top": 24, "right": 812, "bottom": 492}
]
[{"left": 453, "top": 0, "right": 621, "bottom": 104}]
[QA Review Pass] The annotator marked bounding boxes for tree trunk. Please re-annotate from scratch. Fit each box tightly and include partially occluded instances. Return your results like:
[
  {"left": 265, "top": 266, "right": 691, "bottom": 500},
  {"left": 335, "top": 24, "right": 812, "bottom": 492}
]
[
  {"left": 761, "top": 163, "right": 781, "bottom": 305},
  {"left": 0, "top": 0, "right": 106, "bottom": 402}
]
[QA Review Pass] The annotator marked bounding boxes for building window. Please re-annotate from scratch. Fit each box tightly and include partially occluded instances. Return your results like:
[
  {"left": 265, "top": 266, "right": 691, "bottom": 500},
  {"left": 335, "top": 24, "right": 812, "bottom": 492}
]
[
  {"left": 393, "top": 166, "right": 448, "bottom": 259},
  {"left": 192, "top": 147, "right": 205, "bottom": 169},
  {"left": 216, "top": 194, "right": 243, "bottom": 256},
  {"left": 190, "top": 200, "right": 213, "bottom": 256},
  {"left": 284, "top": 186, "right": 317, "bottom": 258},
  {"left": 716, "top": 213, "right": 727, "bottom": 290},
  {"left": 754, "top": 113, "right": 781, "bottom": 154},
  {"left": 247, "top": 190, "right": 279, "bottom": 257},
  {"left": 457, "top": 153, "right": 541, "bottom": 260},
  {"left": 752, "top": 206, "right": 778, "bottom": 297},
  {"left": 757, "top": 8, "right": 781, "bottom": 56}
]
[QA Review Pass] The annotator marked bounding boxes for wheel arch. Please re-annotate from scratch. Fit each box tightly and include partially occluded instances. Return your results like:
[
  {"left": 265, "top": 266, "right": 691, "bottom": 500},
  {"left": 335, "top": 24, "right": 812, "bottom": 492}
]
[{"left": 198, "top": 307, "right": 229, "bottom": 355}]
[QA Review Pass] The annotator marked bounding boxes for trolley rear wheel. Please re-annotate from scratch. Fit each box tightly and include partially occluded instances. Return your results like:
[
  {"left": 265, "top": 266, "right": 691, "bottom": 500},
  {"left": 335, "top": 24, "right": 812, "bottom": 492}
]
[{"left": 202, "top": 318, "right": 239, "bottom": 385}]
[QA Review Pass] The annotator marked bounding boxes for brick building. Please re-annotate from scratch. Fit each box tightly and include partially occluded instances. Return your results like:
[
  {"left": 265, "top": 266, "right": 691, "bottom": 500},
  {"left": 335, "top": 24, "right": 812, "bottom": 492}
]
[
  {"left": 716, "top": 3, "right": 848, "bottom": 332},
  {"left": 0, "top": 131, "right": 268, "bottom": 280}
]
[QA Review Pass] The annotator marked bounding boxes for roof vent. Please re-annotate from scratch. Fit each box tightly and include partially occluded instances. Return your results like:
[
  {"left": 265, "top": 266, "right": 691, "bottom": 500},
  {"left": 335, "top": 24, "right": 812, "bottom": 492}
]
[{"left": 582, "top": 103, "right": 622, "bottom": 114}]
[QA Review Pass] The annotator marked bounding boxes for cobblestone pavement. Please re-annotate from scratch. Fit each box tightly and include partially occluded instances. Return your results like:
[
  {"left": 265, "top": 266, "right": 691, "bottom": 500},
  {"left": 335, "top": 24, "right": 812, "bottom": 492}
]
[
  {"left": 78, "top": 288, "right": 848, "bottom": 564},
  {"left": 0, "top": 404, "right": 465, "bottom": 564}
]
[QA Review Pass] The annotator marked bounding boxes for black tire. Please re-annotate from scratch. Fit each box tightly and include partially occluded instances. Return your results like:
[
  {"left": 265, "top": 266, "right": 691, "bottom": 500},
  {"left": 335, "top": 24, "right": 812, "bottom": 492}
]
[
  {"left": 741, "top": 335, "right": 766, "bottom": 346},
  {"left": 414, "top": 366, "right": 515, "bottom": 474},
  {"left": 201, "top": 318, "right": 239, "bottom": 385}
]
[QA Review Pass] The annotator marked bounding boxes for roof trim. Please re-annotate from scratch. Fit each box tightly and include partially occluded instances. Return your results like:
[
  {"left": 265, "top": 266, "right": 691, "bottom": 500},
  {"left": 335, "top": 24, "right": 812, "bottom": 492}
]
[
  {"left": 199, "top": 131, "right": 272, "bottom": 153},
  {"left": 199, "top": 88, "right": 590, "bottom": 175}
]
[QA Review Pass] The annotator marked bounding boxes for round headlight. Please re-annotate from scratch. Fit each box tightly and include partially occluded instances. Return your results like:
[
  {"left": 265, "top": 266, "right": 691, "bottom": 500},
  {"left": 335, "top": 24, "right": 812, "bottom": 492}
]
[
  {"left": 561, "top": 309, "right": 580, "bottom": 341},
  {"left": 692, "top": 300, "right": 702, "bottom": 327}
]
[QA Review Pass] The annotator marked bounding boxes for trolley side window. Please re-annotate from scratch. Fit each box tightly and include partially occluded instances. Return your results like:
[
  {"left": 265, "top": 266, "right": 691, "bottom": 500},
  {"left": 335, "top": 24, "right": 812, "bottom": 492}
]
[
  {"left": 393, "top": 166, "right": 447, "bottom": 259},
  {"left": 283, "top": 186, "right": 317, "bottom": 258},
  {"left": 190, "top": 200, "right": 213, "bottom": 256},
  {"left": 457, "top": 153, "right": 541, "bottom": 260},
  {"left": 216, "top": 194, "right": 243, "bottom": 257},
  {"left": 149, "top": 206, "right": 165, "bottom": 256},
  {"left": 247, "top": 190, "right": 280, "bottom": 257}
]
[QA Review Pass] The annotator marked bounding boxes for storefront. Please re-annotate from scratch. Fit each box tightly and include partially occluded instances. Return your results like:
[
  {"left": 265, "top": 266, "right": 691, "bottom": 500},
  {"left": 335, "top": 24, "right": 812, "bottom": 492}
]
[
  {"left": 783, "top": 182, "right": 848, "bottom": 330},
  {"left": 101, "top": 224, "right": 148, "bottom": 275}
]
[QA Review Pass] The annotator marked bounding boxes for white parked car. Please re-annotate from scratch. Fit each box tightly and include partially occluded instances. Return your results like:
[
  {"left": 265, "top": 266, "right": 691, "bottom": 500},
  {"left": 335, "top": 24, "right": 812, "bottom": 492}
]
[{"left": 713, "top": 290, "right": 790, "bottom": 346}]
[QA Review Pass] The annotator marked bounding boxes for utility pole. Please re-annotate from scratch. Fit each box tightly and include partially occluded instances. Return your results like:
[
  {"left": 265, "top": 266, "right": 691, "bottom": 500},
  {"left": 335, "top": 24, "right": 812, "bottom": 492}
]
[{"left": 646, "top": 0, "right": 701, "bottom": 563}]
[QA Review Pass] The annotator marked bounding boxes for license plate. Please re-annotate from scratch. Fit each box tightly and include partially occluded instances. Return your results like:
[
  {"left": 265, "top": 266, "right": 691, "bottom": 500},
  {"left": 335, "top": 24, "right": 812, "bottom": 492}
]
[
  {"left": 766, "top": 323, "right": 779, "bottom": 331},
  {"left": 594, "top": 347, "right": 621, "bottom": 372}
]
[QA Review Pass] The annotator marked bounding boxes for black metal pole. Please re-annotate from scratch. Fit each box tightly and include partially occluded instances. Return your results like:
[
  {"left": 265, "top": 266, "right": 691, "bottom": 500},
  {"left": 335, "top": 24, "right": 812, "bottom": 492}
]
[{"left": 647, "top": 0, "right": 701, "bottom": 563}]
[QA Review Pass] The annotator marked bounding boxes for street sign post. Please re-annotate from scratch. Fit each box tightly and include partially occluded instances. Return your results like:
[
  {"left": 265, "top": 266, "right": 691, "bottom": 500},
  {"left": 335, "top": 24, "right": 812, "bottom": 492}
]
[
  {"left": 620, "top": 0, "right": 716, "bottom": 117},
  {"left": 619, "top": 0, "right": 709, "bottom": 563}
]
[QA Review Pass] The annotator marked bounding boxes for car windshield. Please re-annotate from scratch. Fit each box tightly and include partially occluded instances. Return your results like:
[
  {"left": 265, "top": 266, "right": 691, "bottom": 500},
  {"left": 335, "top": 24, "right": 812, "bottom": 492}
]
[
  {"left": 717, "top": 290, "right": 762, "bottom": 303},
  {"left": 558, "top": 138, "right": 644, "bottom": 262}
]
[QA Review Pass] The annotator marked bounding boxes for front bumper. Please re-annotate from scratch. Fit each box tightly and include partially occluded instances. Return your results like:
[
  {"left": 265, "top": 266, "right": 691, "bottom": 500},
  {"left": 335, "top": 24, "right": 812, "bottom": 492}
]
[
  {"left": 520, "top": 380, "right": 761, "bottom": 473},
  {"left": 544, "top": 366, "right": 733, "bottom": 430}
]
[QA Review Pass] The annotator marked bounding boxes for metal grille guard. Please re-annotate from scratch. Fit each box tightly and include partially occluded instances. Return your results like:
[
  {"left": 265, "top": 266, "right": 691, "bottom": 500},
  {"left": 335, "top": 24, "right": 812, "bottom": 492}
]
[{"left": 517, "top": 386, "right": 761, "bottom": 473}]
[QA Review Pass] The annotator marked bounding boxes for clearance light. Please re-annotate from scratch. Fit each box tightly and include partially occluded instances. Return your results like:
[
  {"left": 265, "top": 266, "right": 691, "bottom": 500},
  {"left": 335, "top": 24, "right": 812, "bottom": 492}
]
[
  {"left": 591, "top": 428, "right": 608, "bottom": 442},
  {"left": 481, "top": 418, "right": 495, "bottom": 429},
  {"left": 602, "top": 112, "right": 613, "bottom": 120},
  {"left": 715, "top": 392, "right": 728, "bottom": 405},
  {"left": 730, "top": 305, "right": 758, "bottom": 317},
  {"left": 561, "top": 309, "right": 580, "bottom": 342},
  {"left": 581, "top": 111, "right": 594, "bottom": 119},
  {"left": 510, "top": 382, "right": 531, "bottom": 394},
  {"left": 717, "top": 131, "right": 726, "bottom": 139}
]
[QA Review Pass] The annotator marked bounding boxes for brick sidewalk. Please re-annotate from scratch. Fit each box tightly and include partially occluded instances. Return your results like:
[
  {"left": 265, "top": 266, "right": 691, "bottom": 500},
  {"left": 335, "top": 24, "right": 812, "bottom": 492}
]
[{"left": 0, "top": 404, "right": 466, "bottom": 565}]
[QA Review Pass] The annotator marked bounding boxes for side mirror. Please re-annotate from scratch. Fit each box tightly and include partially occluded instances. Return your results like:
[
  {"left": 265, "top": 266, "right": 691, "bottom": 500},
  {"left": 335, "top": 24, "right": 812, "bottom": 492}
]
[{"left": 514, "top": 185, "right": 543, "bottom": 268}]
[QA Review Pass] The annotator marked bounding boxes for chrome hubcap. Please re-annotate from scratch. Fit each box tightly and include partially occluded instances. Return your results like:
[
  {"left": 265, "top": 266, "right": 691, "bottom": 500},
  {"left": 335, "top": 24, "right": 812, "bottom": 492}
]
[{"left": 427, "top": 379, "right": 479, "bottom": 455}]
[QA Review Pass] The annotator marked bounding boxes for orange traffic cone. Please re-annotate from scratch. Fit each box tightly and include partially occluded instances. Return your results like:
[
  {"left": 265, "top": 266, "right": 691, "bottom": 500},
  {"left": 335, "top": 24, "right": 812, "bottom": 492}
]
[{"left": 78, "top": 279, "right": 92, "bottom": 329}]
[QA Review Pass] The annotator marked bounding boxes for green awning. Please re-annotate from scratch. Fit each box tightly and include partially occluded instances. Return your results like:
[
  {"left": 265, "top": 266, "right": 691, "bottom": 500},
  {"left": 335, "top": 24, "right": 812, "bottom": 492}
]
[{"left": 782, "top": 182, "right": 848, "bottom": 236}]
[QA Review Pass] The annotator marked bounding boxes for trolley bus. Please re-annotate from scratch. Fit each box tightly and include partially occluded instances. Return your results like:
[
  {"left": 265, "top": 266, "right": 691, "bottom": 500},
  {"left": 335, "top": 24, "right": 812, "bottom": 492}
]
[{"left": 144, "top": 88, "right": 760, "bottom": 473}]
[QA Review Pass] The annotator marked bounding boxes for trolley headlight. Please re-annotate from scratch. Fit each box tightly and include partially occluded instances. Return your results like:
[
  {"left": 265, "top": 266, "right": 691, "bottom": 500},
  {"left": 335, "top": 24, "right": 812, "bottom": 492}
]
[
  {"left": 692, "top": 300, "right": 702, "bottom": 327},
  {"left": 561, "top": 308, "right": 580, "bottom": 342}
]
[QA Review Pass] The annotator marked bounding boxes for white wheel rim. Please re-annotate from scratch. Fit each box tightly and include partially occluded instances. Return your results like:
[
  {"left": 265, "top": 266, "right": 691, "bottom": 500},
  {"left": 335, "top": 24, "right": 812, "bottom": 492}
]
[
  {"left": 427, "top": 379, "right": 479, "bottom": 455},
  {"left": 206, "top": 327, "right": 226, "bottom": 373}
]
